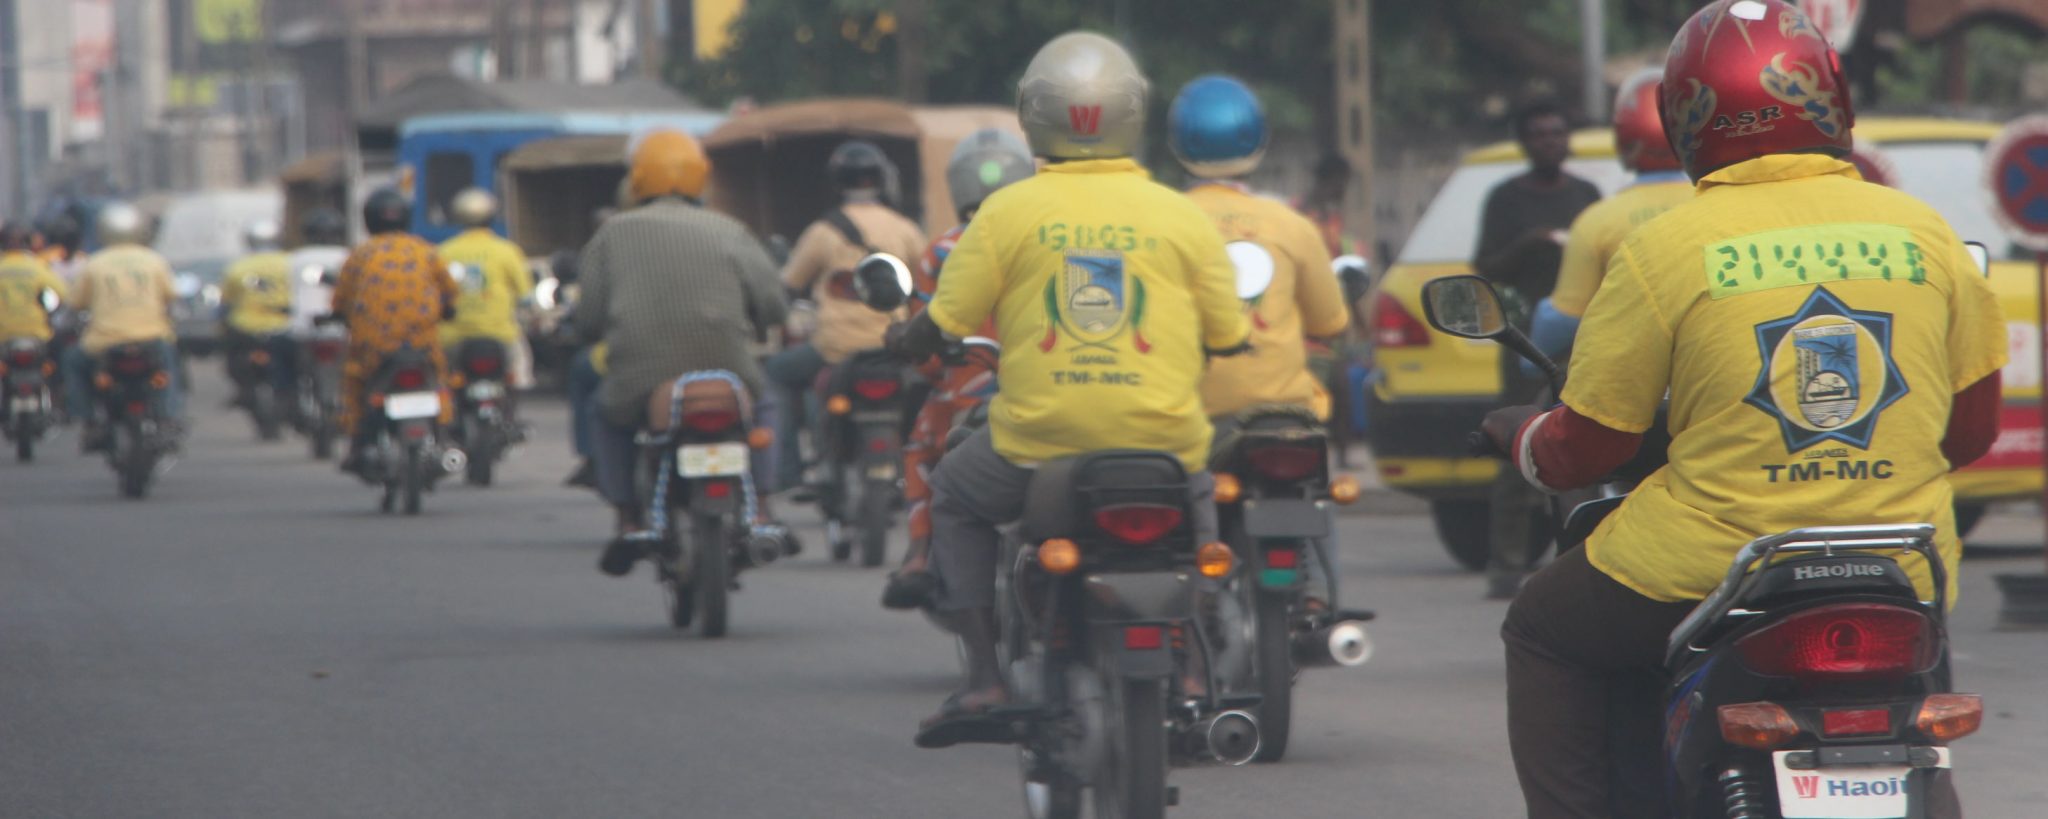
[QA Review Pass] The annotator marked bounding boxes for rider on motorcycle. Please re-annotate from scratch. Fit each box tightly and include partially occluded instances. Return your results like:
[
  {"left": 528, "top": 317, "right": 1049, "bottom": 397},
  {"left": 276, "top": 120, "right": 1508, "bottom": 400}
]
[
  {"left": 66, "top": 203, "right": 183, "bottom": 444},
  {"left": 0, "top": 223, "right": 68, "bottom": 346},
  {"left": 573, "top": 128, "right": 792, "bottom": 573},
  {"left": 766, "top": 139, "right": 928, "bottom": 491},
  {"left": 332, "top": 189, "right": 458, "bottom": 474},
  {"left": 436, "top": 187, "right": 535, "bottom": 424},
  {"left": 880, "top": 128, "right": 1035, "bottom": 610},
  {"left": 219, "top": 219, "right": 297, "bottom": 405},
  {"left": 1480, "top": 3, "right": 2005, "bottom": 814},
  {"left": 890, "top": 31, "right": 1250, "bottom": 747},
  {"left": 34, "top": 213, "right": 86, "bottom": 283},
  {"left": 1525, "top": 68, "right": 1697, "bottom": 369},
  {"left": 286, "top": 208, "right": 350, "bottom": 338}
]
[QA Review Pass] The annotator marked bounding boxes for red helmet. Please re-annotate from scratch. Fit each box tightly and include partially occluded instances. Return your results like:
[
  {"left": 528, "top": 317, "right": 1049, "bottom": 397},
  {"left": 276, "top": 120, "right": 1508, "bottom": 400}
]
[
  {"left": 1614, "top": 69, "right": 1680, "bottom": 173},
  {"left": 1658, "top": 0, "right": 1853, "bottom": 180}
]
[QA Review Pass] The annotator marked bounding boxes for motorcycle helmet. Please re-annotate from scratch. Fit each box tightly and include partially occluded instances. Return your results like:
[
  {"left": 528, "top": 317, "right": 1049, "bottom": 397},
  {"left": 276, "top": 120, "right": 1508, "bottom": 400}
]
[
  {"left": 626, "top": 128, "right": 711, "bottom": 202},
  {"left": 362, "top": 188, "right": 411, "bottom": 235},
  {"left": 96, "top": 202, "right": 149, "bottom": 247},
  {"left": 1169, "top": 74, "right": 1268, "bottom": 179},
  {"left": 944, "top": 129, "right": 1034, "bottom": 220},
  {"left": 1660, "top": 0, "right": 1852, "bottom": 181},
  {"left": 1017, "top": 31, "right": 1148, "bottom": 160},
  {"left": 1612, "top": 69, "right": 1681, "bottom": 174},
  {"left": 828, "top": 140, "right": 892, "bottom": 192},
  {"left": 449, "top": 188, "right": 498, "bottom": 228},
  {"left": 243, "top": 218, "right": 282, "bottom": 252}
]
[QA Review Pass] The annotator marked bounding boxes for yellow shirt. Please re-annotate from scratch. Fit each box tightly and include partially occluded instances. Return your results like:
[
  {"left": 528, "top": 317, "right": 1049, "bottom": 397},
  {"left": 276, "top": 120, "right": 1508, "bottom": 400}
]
[
  {"left": 0, "top": 251, "right": 67, "bottom": 341},
  {"left": 1565, "top": 155, "right": 2007, "bottom": 604},
  {"left": 220, "top": 251, "right": 295, "bottom": 335},
  {"left": 781, "top": 200, "right": 929, "bottom": 363},
  {"left": 1186, "top": 184, "right": 1350, "bottom": 419},
  {"left": 1550, "top": 176, "right": 1695, "bottom": 318},
  {"left": 74, "top": 244, "right": 178, "bottom": 355},
  {"left": 929, "top": 158, "right": 1252, "bottom": 469},
  {"left": 438, "top": 228, "right": 534, "bottom": 345}
]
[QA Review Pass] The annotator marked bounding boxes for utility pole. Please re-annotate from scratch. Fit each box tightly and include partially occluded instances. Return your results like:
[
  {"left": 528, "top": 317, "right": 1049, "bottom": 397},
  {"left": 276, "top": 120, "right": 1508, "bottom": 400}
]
[
  {"left": 1333, "top": 0, "right": 1375, "bottom": 260},
  {"left": 1, "top": 0, "right": 28, "bottom": 213},
  {"left": 1580, "top": 0, "right": 1607, "bottom": 121},
  {"left": 898, "top": 0, "right": 928, "bottom": 103}
]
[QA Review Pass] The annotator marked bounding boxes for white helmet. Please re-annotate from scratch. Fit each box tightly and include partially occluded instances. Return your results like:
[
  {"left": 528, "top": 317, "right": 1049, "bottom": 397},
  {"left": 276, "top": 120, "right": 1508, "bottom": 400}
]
[
  {"left": 1016, "top": 31, "right": 1148, "bottom": 161},
  {"left": 96, "top": 202, "right": 149, "bottom": 247},
  {"left": 450, "top": 187, "right": 498, "bottom": 228},
  {"left": 944, "top": 129, "right": 1034, "bottom": 220},
  {"left": 243, "top": 218, "right": 282, "bottom": 251}
]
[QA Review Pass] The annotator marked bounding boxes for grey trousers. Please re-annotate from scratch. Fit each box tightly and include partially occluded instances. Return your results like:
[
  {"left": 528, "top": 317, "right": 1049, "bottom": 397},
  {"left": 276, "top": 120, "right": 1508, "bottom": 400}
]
[{"left": 929, "top": 426, "right": 1218, "bottom": 611}]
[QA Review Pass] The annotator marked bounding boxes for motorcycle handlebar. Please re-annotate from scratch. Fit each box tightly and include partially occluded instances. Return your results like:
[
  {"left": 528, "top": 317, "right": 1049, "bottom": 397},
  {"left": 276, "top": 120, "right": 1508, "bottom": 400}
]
[{"left": 1467, "top": 430, "right": 1504, "bottom": 458}]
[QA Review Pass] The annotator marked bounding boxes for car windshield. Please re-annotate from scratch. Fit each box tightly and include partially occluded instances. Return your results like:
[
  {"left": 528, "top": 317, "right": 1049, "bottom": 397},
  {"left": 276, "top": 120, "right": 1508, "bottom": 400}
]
[
  {"left": 1397, "top": 158, "right": 1631, "bottom": 264},
  {"left": 154, "top": 190, "right": 285, "bottom": 264}
]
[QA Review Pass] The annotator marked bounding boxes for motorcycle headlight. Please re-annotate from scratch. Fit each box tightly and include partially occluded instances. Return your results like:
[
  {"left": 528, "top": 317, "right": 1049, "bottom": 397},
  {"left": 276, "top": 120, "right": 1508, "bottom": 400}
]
[{"left": 201, "top": 284, "right": 222, "bottom": 309}]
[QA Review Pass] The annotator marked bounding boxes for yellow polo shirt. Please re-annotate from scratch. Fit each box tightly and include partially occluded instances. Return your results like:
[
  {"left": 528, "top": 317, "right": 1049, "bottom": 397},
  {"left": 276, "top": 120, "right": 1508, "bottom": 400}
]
[
  {"left": 1566, "top": 155, "right": 2006, "bottom": 604},
  {"left": 74, "top": 245, "right": 178, "bottom": 355},
  {"left": 220, "top": 251, "right": 295, "bottom": 335},
  {"left": 438, "top": 228, "right": 534, "bottom": 345},
  {"left": 1550, "top": 175, "right": 1696, "bottom": 318},
  {"left": 1186, "top": 184, "right": 1350, "bottom": 419},
  {"left": 0, "top": 251, "right": 67, "bottom": 341},
  {"left": 928, "top": 158, "right": 1251, "bottom": 469}
]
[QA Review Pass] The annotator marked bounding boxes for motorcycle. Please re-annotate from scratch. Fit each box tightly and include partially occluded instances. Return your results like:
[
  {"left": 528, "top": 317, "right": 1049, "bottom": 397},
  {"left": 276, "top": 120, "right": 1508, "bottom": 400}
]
[
  {"left": 297, "top": 322, "right": 347, "bottom": 460},
  {"left": 227, "top": 331, "right": 289, "bottom": 441},
  {"left": 92, "top": 343, "right": 177, "bottom": 498},
  {"left": 813, "top": 254, "right": 918, "bottom": 567},
  {"left": 632, "top": 370, "right": 781, "bottom": 636},
  {"left": 1420, "top": 274, "right": 1978, "bottom": 818},
  {"left": 1, "top": 337, "right": 55, "bottom": 462},
  {"left": 447, "top": 338, "right": 519, "bottom": 487},
  {"left": 354, "top": 346, "right": 463, "bottom": 515}
]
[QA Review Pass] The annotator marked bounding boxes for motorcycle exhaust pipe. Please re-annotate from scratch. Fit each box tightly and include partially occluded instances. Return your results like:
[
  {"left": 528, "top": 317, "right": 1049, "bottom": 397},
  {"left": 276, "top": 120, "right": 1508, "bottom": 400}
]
[
  {"left": 746, "top": 531, "right": 782, "bottom": 566},
  {"left": 1183, "top": 710, "right": 1261, "bottom": 766},
  {"left": 439, "top": 447, "right": 468, "bottom": 476},
  {"left": 1292, "top": 619, "right": 1374, "bottom": 668}
]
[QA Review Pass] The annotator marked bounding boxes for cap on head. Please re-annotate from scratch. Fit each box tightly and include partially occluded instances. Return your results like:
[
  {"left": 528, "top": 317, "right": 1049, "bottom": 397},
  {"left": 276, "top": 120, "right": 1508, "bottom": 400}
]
[
  {"left": 627, "top": 128, "right": 711, "bottom": 202},
  {"left": 1613, "top": 69, "right": 1681, "bottom": 173},
  {"left": 362, "top": 188, "right": 412, "bottom": 235},
  {"left": 1659, "top": 0, "right": 1852, "bottom": 181},
  {"left": 1169, "top": 74, "right": 1268, "bottom": 179},
  {"left": 1016, "top": 31, "right": 1149, "bottom": 161},
  {"left": 97, "top": 203, "right": 149, "bottom": 247},
  {"left": 450, "top": 188, "right": 498, "bottom": 228},
  {"left": 944, "top": 129, "right": 1034, "bottom": 220}
]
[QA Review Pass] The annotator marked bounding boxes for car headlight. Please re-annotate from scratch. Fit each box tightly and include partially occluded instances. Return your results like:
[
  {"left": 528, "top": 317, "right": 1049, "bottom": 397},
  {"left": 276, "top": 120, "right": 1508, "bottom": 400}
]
[{"left": 534, "top": 277, "right": 559, "bottom": 310}]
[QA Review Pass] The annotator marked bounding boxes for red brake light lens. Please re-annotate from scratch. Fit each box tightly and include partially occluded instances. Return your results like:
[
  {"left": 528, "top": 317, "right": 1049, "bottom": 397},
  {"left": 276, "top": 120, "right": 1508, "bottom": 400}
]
[
  {"left": 465, "top": 355, "right": 503, "bottom": 377},
  {"left": 1247, "top": 444, "right": 1323, "bottom": 482},
  {"left": 111, "top": 355, "right": 150, "bottom": 375},
  {"left": 7, "top": 350, "right": 36, "bottom": 367},
  {"left": 1821, "top": 708, "right": 1891, "bottom": 737},
  {"left": 1093, "top": 504, "right": 1183, "bottom": 545},
  {"left": 683, "top": 409, "right": 739, "bottom": 434},
  {"left": 311, "top": 340, "right": 344, "bottom": 362},
  {"left": 701, "top": 480, "right": 733, "bottom": 498},
  {"left": 1265, "top": 548, "right": 1300, "bottom": 569},
  {"left": 125, "top": 400, "right": 148, "bottom": 416},
  {"left": 1734, "top": 603, "right": 1935, "bottom": 681},
  {"left": 853, "top": 379, "right": 899, "bottom": 401},
  {"left": 392, "top": 368, "right": 428, "bottom": 390},
  {"left": 1123, "top": 625, "right": 1164, "bottom": 651},
  {"left": 1372, "top": 292, "right": 1431, "bottom": 348}
]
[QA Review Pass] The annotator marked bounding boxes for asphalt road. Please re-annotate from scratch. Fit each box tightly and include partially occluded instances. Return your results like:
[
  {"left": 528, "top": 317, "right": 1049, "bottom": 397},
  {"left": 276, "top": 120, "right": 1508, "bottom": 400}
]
[{"left": 4, "top": 370, "right": 2046, "bottom": 818}]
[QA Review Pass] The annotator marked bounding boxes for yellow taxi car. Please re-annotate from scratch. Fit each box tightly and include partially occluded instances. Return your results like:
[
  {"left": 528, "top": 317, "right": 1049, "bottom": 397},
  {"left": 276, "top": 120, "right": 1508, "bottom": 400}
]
[{"left": 1366, "top": 117, "right": 2040, "bottom": 570}]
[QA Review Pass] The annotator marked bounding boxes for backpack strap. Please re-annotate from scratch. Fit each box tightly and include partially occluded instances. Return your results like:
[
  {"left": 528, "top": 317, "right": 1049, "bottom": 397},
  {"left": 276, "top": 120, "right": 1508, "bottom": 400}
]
[{"left": 823, "top": 209, "right": 873, "bottom": 253}]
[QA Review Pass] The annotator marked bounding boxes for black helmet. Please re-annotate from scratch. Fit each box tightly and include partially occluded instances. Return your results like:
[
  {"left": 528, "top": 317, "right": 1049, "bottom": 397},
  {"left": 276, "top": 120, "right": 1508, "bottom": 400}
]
[
  {"left": 828, "top": 140, "right": 891, "bottom": 191},
  {"left": 36, "top": 213, "right": 80, "bottom": 249},
  {"left": 0, "top": 222, "right": 33, "bottom": 251},
  {"left": 302, "top": 207, "right": 347, "bottom": 246},
  {"left": 362, "top": 188, "right": 411, "bottom": 235}
]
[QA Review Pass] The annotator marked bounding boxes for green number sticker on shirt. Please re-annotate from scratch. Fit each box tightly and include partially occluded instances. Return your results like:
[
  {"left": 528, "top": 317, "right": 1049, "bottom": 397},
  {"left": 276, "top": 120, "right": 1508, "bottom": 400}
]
[{"left": 1704, "top": 223, "right": 1928, "bottom": 299}]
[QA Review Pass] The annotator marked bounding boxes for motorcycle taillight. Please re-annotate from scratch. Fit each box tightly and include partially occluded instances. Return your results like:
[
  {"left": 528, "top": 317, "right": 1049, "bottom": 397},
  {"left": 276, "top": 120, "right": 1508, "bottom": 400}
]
[
  {"left": 853, "top": 378, "right": 899, "bottom": 401},
  {"left": 1247, "top": 444, "right": 1323, "bottom": 482},
  {"left": 1734, "top": 603, "right": 1936, "bottom": 681},
  {"left": 466, "top": 356, "right": 503, "bottom": 377},
  {"left": 126, "top": 400, "right": 148, "bottom": 417},
  {"left": 311, "top": 340, "right": 343, "bottom": 362},
  {"left": 392, "top": 368, "right": 428, "bottom": 390},
  {"left": 683, "top": 409, "right": 738, "bottom": 434},
  {"left": 7, "top": 349, "right": 36, "bottom": 367},
  {"left": 111, "top": 355, "right": 151, "bottom": 376},
  {"left": 1093, "top": 504, "right": 1183, "bottom": 546}
]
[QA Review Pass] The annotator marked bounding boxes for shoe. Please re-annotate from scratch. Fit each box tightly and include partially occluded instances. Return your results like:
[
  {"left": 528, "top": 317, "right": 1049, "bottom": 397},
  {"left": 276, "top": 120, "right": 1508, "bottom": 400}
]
[
  {"left": 882, "top": 570, "right": 939, "bottom": 610},
  {"left": 599, "top": 536, "right": 644, "bottom": 577},
  {"left": 563, "top": 459, "right": 596, "bottom": 488}
]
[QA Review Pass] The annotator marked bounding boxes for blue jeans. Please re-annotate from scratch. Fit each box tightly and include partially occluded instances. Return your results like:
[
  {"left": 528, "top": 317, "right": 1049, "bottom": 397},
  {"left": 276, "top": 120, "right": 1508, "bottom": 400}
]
[
  {"left": 64, "top": 339, "right": 184, "bottom": 420},
  {"left": 763, "top": 343, "right": 826, "bottom": 491},
  {"left": 592, "top": 389, "right": 782, "bottom": 512},
  {"left": 567, "top": 347, "right": 602, "bottom": 460}
]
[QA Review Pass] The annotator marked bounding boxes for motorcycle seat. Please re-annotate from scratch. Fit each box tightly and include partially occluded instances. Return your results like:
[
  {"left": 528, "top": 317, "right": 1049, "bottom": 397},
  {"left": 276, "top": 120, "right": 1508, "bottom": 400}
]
[
  {"left": 1209, "top": 404, "right": 1322, "bottom": 471},
  {"left": 1732, "top": 553, "right": 1919, "bottom": 610},
  {"left": 646, "top": 376, "right": 743, "bottom": 433},
  {"left": 1020, "top": 449, "right": 1188, "bottom": 543}
]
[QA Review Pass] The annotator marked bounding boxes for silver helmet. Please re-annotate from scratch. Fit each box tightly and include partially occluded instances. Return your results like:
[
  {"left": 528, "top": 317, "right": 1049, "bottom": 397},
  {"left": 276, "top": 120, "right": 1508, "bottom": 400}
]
[
  {"left": 1016, "top": 31, "right": 1148, "bottom": 161},
  {"left": 96, "top": 202, "right": 149, "bottom": 247},
  {"left": 944, "top": 129, "right": 1034, "bottom": 219},
  {"left": 450, "top": 187, "right": 498, "bottom": 228},
  {"left": 243, "top": 218, "right": 282, "bottom": 251}
]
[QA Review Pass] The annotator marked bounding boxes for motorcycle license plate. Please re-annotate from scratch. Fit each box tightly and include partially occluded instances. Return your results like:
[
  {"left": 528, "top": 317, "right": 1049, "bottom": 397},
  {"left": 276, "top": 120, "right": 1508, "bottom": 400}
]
[
  {"left": 12, "top": 396, "right": 39, "bottom": 414},
  {"left": 678, "top": 442, "right": 748, "bottom": 477},
  {"left": 467, "top": 381, "right": 503, "bottom": 400},
  {"left": 385, "top": 391, "right": 441, "bottom": 420},
  {"left": 1772, "top": 748, "right": 1948, "bottom": 818},
  {"left": 865, "top": 462, "right": 898, "bottom": 480}
]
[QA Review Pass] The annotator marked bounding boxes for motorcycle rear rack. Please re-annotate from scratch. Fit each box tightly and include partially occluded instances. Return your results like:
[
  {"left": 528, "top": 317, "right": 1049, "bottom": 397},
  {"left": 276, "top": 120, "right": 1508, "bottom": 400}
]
[{"left": 1665, "top": 523, "right": 1945, "bottom": 667}]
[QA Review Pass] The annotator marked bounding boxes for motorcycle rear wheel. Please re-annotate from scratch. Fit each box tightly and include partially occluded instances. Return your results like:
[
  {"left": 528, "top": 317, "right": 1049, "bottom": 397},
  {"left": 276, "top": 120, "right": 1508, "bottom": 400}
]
[
  {"left": 252, "top": 387, "right": 282, "bottom": 441},
  {"left": 16, "top": 428, "right": 32, "bottom": 463},
  {"left": 116, "top": 425, "right": 152, "bottom": 499},
  {"left": 858, "top": 483, "right": 891, "bottom": 568},
  {"left": 1251, "top": 590, "right": 1295, "bottom": 762},
  {"left": 1092, "top": 648, "right": 1167, "bottom": 819},
  {"left": 402, "top": 445, "right": 424, "bottom": 515},
  {"left": 693, "top": 513, "right": 730, "bottom": 638}
]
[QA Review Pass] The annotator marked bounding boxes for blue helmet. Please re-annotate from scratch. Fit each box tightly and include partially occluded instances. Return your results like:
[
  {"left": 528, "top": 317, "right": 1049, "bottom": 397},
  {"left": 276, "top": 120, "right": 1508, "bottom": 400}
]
[{"left": 1168, "top": 74, "right": 1267, "bottom": 179}]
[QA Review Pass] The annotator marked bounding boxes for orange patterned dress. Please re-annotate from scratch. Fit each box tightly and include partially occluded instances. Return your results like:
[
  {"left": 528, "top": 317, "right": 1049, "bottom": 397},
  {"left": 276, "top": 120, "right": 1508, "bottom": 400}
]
[{"left": 330, "top": 233, "right": 458, "bottom": 433}]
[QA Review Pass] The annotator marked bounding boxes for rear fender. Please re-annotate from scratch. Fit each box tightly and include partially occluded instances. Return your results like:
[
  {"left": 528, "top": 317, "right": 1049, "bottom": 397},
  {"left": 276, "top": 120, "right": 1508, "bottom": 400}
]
[{"left": 686, "top": 478, "right": 741, "bottom": 515}]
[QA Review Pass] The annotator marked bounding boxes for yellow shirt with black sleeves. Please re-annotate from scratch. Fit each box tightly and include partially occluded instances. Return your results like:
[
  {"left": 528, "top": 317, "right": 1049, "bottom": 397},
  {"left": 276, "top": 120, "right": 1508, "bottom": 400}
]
[
  {"left": 1563, "top": 155, "right": 2007, "bottom": 605},
  {"left": 1186, "top": 184, "right": 1350, "bottom": 419},
  {"left": 0, "top": 251, "right": 67, "bottom": 341},
  {"left": 1549, "top": 176, "right": 1695, "bottom": 318},
  {"left": 926, "top": 158, "right": 1251, "bottom": 470},
  {"left": 437, "top": 228, "right": 534, "bottom": 346},
  {"left": 220, "top": 251, "right": 295, "bottom": 335}
]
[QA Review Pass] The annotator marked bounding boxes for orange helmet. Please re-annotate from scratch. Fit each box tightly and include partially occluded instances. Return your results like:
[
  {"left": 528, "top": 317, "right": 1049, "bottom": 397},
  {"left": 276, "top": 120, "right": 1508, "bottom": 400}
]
[
  {"left": 1613, "top": 69, "right": 1680, "bottom": 173},
  {"left": 1659, "top": 0, "right": 1853, "bottom": 180},
  {"left": 628, "top": 129, "right": 711, "bottom": 202}
]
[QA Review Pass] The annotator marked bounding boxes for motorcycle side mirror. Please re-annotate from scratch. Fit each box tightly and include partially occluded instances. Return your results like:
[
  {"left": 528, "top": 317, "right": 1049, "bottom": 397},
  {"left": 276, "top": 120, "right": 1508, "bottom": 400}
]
[
  {"left": 319, "top": 270, "right": 338, "bottom": 287},
  {"left": 1227, "top": 241, "right": 1276, "bottom": 300},
  {"left": 1333, "top": 253, "right": 1373, "bottom": 306},
  {"left": 38, "top": 288, "right": 59, "bottom": 313},
  {"left": 1965, "top": 241, "right": 1990, "bottom": 277},
  {"left": 854, "top": 252, "right": 914, "bottom": 312},
  {"left": 1420, "top": 274, "right": 1566, "bottom": 396}
]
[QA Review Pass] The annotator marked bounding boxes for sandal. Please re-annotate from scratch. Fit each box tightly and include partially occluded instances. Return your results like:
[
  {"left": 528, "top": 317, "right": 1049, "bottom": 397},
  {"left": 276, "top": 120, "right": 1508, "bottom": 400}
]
[
  {"left": 914, "top": 689, "right": 1017, "bottom": 749},
  {"left": 881, "top": 570, "right": 940, "bottom": 610}
]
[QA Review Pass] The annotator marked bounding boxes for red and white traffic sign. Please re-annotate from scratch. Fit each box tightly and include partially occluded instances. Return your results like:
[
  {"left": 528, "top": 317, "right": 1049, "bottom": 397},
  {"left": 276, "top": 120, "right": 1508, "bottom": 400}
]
[
  {"left": 1985, "top": 116, "right": 2048, "bottom": 253},
  {"left": 1797, "top": 0, "right": 1865, "bottom": 52}
]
